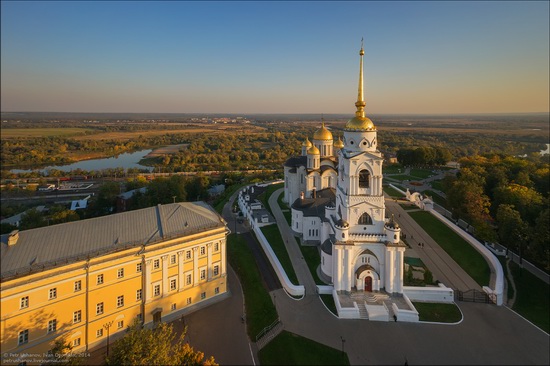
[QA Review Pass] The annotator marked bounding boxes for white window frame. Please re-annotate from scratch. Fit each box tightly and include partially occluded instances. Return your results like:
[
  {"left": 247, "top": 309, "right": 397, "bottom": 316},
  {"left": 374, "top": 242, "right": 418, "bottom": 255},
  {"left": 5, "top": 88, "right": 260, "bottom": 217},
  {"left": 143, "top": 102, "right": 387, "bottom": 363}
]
[
  {"left": 213, "top": 264, "right": 219, "bottom": 276},
  {"left": 186, "top": 251, "right": 191, "bottom": 260},
  {"left": 185, "top": 273, "right": 192, "bottom": 286},
  {"left": 48, "top": 319, "right": 57, "bottom": 333},
  {"left": 136, "top": 263, "right": 142, "bottom": 272},
  {"left": 136, "top": 289, "right": 142, "bottom": 301},
  {"left": 18, "top": 330, "right": 29, "bottom": 345},
  {"left": 73, "top": 310, "right": 82, "bottom": 323},
  {"left": 117, "top": 295, "right": 124, "bottom": 308},
  {"left": 117, "top": 268, "right": 124, "bottom": 278},
  {"left": 200, "top": 246, "right": 205, "bottom": 256},
  {"left": 153, "top": 284, "right": 161, "bottom": 297},
  {"left": 117, "top": 320, "right": 124, "bottom": 329},
  {"left": 73, "top": 338, "right": 81, "bottom": 347},
  {"left": 20, "top": 296, "right": 29, "bottom": 309},
  {"left": 153, "top": 259, "right": 160, "bottom": 269},
  {"left": 200, "top": 292, "right": 206, "bottom": 300},
  {"left": 200, "top": 268, "right": 206, "bottom": 280},
  {"left": 170, "top": 254, "right": 176, "bottom": 265},
  {"left": 49, "top": 288, "right": 57, "bottom": 300},
  {"left": 170, "top": 278, "right": 177, "bottom": 291},
  {"left": 74, "top": 280, "right": 82, "bottom": 292},
  {"left": 97, "top": 329, "right": 103, "bottom": 338},
  {"left": 96, "top": 302, "right": 104, "bottom": 315},
  {"left": 97, "top": 274, "right": 104, "bottom": 285}
]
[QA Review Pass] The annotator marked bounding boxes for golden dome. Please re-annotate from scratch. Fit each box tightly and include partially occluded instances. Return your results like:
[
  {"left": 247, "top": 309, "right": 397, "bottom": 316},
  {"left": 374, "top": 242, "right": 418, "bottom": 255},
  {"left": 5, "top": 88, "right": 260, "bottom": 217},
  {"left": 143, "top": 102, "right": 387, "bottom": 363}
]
[
  {"left": 334, "top": 137, "right": 344, "bottom": 149},
  {"left": 345, "top": 116, "right": 375, "bottom": 131},
  {"left": 307, "top": 145, "right": 320, "bottom": 155},
  {"left": 313, "top": 123, "right": 333, "bottom": 141},
  {"left": 302, "top": 138, "right": 312, "bottom": 147}
]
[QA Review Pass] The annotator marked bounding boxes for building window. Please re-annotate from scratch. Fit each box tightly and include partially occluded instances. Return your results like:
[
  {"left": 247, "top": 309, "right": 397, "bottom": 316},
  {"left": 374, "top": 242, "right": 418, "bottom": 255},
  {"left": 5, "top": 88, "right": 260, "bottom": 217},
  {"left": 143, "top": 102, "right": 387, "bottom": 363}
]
[
  {"left": 136, "top": 289, "right": 142, "bottom": 301},
  {"left": 200, "top": 269, "right": 206, "bottom": 280},
  {"left": 73, "top": 310, "right": 82, "bottom": 323},
  {"left": 200, "top": 246, "right": 205, "bottom": 256},
  {"left": 358, "top": 213, "right": 373, "bottom": 225},
  {"left": 170, "top": 254, "right": 176, "bottom": 265},
  {"left": 359, "top": 169, "right": 370, "bottom": 188},
  {"left": 117, "top": 320, "right": 124, "bottom": 329},
  {"left": 97, "top": 274, "right": 104, "bottom": 285},
  {"left": 200, "top": 292, "right": 206, "bottom": 300},
  {"left": 117, "top": 295, "right": 124, "bottom": 308},
  {"left": 49, "top": 288, "right": 57, "bottom": 300},
  {"left": 171, "top": 303, "right": 176, "bottom": 311},
  {"left": 186, "top": 297, "right": 192, "bottom": 305},
  {"left": 48, "top": 319, "right": 57, "bottom": 333},
  {"left": 136, "top": 263, "right": 142, "bottom": 272},
  {"left": 186, "top": 274, "right": 192, "bottom": 285},
  {"left": 117, "top": 268, "right": 124, "bottom": 278},
  {"left": 170, "top": 279, "right": 177, "bottom": 291},
  {"left": 213, "top": 265, "right": 219, "bottom": 276},
  {"left": 73, "top": 338, "right": 81, "bottom": 347},
  {"left": 74, "top": 280, "right": 82, "bottom": 292},
  {"left": 18, "top": 330, "right": 29, "bottom": 345},
  {"left": 20, "top": 296, "right": 29, "bottom": 309},
  {"left": 154, "top": 284, "right": 160, "bottom": 297},
  {"left": 214, "top": 242, "right": 219, "bottom": 252},
  {"left": 96, "top": 302, "right": 104, "bottom": 315},
  {"left": 186, "top": 251, "right": 191, "bottom": 260},
  {"left": 215, "top": 287, "right": 219, "bottom": 294},
  {"left": 153, "top": 259, "right": 160, "bottom": 269},
  {"left": 96, "top": 329, "right": 103, "bottom": 338}
]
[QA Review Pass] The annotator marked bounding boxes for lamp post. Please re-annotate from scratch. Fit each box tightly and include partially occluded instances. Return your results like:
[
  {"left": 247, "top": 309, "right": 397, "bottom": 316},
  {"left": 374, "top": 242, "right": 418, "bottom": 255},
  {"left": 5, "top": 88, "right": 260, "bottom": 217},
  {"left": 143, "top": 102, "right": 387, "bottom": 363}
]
[
  {"left": 103, "top": 321, "right": 114, "bottom": 356},
  {"left": 340, "top": 336, "right": 345, "bottom": 354}
]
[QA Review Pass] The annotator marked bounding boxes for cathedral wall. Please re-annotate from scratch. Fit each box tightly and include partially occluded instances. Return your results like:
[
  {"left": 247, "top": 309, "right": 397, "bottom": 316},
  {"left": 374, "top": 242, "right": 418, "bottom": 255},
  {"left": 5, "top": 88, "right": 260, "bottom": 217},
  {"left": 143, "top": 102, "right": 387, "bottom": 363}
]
[{"left": 302, "top": 217, "right": 322, "bottom": 242}]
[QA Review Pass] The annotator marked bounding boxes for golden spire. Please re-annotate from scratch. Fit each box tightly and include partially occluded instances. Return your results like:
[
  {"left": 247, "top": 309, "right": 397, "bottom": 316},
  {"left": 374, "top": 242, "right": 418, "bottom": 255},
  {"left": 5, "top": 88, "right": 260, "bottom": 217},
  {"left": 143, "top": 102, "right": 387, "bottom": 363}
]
[{"left": 355, "top": 38, "right": 366, "bottom": 118}]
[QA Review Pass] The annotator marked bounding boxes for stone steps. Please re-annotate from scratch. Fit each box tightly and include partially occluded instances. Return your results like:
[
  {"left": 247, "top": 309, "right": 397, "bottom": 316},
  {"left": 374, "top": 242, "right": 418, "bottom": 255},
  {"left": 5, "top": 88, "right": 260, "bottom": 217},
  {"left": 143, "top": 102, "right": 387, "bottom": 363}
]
[
  {"left": 256, "top": 321, "right": 284, "bottom": 350},
  {"left": 357, "top": 302, "right": 369, "bottom": 319}
]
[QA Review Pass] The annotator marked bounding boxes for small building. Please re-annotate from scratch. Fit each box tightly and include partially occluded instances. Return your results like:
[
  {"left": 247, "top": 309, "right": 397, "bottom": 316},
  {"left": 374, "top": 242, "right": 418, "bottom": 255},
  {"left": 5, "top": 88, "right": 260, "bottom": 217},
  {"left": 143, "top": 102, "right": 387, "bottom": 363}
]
[
  {"left": 117, "top": 187, "right": 147, "bottom": 212},
  {"left": 237, "top": 185, "right": 276, "bottom": 229}
]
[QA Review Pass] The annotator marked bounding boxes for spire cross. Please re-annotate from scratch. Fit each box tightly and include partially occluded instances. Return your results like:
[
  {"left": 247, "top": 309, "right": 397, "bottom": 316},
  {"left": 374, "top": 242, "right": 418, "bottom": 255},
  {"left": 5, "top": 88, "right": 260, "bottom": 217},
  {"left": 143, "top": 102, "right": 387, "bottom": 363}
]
[{"left": 355, "top": 39, "right": 366, "bottom": 118}]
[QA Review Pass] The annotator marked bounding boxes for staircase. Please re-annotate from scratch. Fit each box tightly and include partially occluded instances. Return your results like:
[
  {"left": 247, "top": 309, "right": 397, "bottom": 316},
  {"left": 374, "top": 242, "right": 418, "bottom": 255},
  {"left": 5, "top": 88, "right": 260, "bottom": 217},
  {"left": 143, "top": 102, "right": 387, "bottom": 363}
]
[
  {"left": 256, "top": 320, "right": 284, "bottom": 350},
  {"left": 357, "top": 302, "right": 369, "bottom": 319}
]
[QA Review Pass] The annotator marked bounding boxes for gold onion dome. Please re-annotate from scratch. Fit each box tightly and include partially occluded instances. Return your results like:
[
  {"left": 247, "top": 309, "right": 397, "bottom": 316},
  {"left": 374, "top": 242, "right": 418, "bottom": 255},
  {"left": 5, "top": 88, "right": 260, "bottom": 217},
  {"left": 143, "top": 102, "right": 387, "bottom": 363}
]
[
  {"left": 334, "top": 137, "right": 344, "bottom": 149},
  {"left": 313, "top": 122, "right": 333, "bottom": 141},
  {"left": 302, "top": 138, "right": 313, "bottom": 147},
  {"left": 307, "top": 145, "right": 320, "bottom": 155},
  {"left": 345, "top": 40, "right": 376, "bottom": 132}
]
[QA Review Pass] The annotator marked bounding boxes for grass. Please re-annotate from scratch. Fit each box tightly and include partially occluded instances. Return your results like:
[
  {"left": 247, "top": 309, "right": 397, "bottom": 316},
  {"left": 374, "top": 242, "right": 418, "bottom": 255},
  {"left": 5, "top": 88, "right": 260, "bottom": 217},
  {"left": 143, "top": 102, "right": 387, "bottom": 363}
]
[
  {"left": 399, "top": 203, "right": 418, "bottom": 211},
  {"left": 258, "top": 331, "right": 349, "bottom": 365},
  {"left": 277, "top": 191, "right": 292, "bottom": 225},
  {"left": 409, "top": 168, "right": 434, "bottom": 179},
  {"left": 260, "top": 225, "right": 299, "bottom": 285},
  {"left": 213, "top": 182, "right": 246, "bottom": 213},
  {"left": 412, "top": 302, "right": 462, "bottom": 323},
  {"left": 383, "top": 164, "right": 404, "bottom": 174},
  {"left": 0, "top": 127, "right": 93, "bottom": 138},
  {"left": 383, "top": 185, "right": 405, "bottom": 198},
  {"left": 388, "top": 174, "right": 418, "bottom": 181},
  {"left": 258, "top": 182, "right": 284, "bottom": 215},
  {"left": 320, "top": 294, "right": 338, "bottom": 316},
  {"left": 430, "top": 179, "right": 446, "bottom": 192},
  {"left": 298, "top": 244, "right": 324, "bottom": 285},
  {"left": 498, "top": 257, "right": 515, "bottom": 300},
  {"left": 408, "top": 211, "right": 490, "bottom": 287},
  {"left": 422, "top": 189, "right": 448, "bottom": 209},
  {"left": 509, "top": 261, "right": 550, "bottom": 333},
  {"left": 226, "top": 233, "right": 278, "bottom": 338}
]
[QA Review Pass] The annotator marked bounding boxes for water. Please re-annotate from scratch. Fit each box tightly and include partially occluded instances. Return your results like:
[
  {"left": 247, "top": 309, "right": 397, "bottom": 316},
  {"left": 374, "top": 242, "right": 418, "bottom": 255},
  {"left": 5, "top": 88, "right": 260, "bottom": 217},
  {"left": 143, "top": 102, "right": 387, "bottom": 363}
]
[{"left": 11, "top": 149, "right": 154, "bottom": 174}]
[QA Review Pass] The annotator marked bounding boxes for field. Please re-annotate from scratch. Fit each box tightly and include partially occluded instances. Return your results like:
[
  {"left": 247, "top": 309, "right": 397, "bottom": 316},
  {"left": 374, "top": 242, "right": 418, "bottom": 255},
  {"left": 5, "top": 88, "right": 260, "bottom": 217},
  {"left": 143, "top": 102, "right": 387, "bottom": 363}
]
[{"left": 1, "top": 128, "right": 93, "bottom": 139}]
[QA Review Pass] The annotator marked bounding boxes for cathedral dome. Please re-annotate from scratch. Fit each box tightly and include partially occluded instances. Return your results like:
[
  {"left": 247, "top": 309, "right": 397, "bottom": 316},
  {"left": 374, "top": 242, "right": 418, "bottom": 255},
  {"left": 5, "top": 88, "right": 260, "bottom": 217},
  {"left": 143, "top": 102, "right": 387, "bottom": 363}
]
[
  {"left": 334, "top": 137, "right": 344, "bottom": 149},
  {"left": 345, "top": 116, "right": 375, "bottom": 131},
  {"left": 307, "top": 145, "right": 320, "bottom": 155},
  {"left": 313, "top": 123, "right": 333, "bottom": 141},
  {"left": 302, "top": 138, "right": 313, "bottom": 147}
]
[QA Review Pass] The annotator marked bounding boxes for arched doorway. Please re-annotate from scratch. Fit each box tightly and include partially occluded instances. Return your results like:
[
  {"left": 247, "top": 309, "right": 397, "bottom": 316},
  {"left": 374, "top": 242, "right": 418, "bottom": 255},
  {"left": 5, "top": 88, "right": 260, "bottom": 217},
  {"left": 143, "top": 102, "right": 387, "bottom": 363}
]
[{"left": 364, "top": 276, "right": 372, "bottom": 292}]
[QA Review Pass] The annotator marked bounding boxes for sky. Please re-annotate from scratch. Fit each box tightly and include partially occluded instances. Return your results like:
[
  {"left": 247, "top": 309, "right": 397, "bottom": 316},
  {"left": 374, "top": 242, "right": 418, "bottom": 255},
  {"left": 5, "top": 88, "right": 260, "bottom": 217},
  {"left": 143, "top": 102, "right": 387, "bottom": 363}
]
[{"left": 1, "top": 1, "right": 549, "bottom": 115}]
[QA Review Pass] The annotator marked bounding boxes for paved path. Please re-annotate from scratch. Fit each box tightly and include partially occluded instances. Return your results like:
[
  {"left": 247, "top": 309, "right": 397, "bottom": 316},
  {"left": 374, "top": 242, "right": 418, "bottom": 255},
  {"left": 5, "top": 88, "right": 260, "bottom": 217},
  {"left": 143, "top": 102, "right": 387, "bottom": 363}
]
[{"left": 267, "top": 188, "right": 549, "bottom": 365}]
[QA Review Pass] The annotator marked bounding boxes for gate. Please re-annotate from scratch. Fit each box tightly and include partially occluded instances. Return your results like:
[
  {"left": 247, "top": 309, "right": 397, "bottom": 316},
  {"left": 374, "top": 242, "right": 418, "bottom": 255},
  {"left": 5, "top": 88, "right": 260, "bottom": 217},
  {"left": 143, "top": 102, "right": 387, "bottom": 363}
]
[{"left": 455, "top": 289, "right": 492, "bottom": 303}]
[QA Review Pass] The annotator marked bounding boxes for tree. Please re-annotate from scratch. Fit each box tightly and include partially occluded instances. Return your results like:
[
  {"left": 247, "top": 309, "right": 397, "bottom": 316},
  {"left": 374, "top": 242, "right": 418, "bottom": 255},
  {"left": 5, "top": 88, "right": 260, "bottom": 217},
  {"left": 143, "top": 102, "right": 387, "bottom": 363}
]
[
  {"left": 105, "top": 320, "right": 217, "bottom": 366},
  {"left": 20, "top": 208, "right": 46, "bottom": 230},
  {"left": 496, "top": 204, "right": 527, "bottom": 255},
  {"left": 95, "top": 181, "right": 122, "bottom": 215},
  {"left": 528, "top": 209, "right": 550, "bottom": 271},
  {"left": 43, "top": 339, "right": 83, "bottom": 365},
  {"left": 423, "top": 269, "right": 434, "bottom": 285}
]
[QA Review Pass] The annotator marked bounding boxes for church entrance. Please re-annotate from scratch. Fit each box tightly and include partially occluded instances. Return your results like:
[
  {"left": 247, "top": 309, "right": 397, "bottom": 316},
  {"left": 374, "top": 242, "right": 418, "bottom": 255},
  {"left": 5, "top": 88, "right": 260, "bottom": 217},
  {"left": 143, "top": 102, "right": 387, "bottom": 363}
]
[{"left": 364, "top": 276, "right": 372, "bottom": 292}]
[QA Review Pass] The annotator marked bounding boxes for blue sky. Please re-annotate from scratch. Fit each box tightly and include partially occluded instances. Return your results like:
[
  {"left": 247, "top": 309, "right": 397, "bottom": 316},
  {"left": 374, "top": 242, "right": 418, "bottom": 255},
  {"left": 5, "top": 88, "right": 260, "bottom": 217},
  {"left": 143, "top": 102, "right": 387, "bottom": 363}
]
[{"left": 1, "top": 1, "right": 549, "bottom": 114}]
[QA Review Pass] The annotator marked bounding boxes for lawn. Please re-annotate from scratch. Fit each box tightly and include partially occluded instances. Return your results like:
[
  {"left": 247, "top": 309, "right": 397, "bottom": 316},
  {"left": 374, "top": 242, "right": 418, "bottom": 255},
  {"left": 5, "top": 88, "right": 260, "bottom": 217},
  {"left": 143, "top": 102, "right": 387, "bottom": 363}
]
[
  {"left": 383, "top": 164, "right": 404, "bottom": 174},
  {"left": 430, "top": 179, "right": 446, "bottom": 192},
  {"left": 408, "top": 211, "right": 490, "bottom": 287},
  {"left": 259, "top": 331, "right": 349, "bottom": 365},
  {"left": 383, "top": 185, "right": 405, "bottom": 198},
  {"left": 0, "top": 127, "right": 94, "bottom": 139},
  {"left": 412, "top": 302, "right": 462, "bottom": 323},
  {"left": 298, "top": 244, "right": 323, "bottom": 285},
  {"left": 409, "top": 168, "right": 434, "bottom": 179},
  {"left": 227, "top": 234, "right": 278, "bottom": 338},
  {"left": 320, "top": 294, "right": 338, "bottom": 316},
  {"left": 213, "top": 182, "right": 247, "bottom": 213},
  {"left": 260, "top": 225, "right": 299, "bottom": 285},
  {"left": 509, "top": 261, "right": 550, "bottom": 333},
  {"left": 277, "top": 191, "right": 292, "bottom": 225},
  {"left": 388, "top": 174, "right": 417, "bottom": 181},
  {"left": 258, "top": 182, "right": 284, "bottom": 215},
  {"left": 399, "top": 203, "right": 418, "bottom": 211}
]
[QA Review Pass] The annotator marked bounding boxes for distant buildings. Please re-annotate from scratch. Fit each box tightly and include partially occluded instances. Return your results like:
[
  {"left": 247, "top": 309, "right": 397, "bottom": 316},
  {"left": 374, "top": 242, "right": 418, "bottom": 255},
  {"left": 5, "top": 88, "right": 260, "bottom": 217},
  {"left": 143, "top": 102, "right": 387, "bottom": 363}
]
[{"left": 1, "top": 202, "right": 228, "bottom": 361}]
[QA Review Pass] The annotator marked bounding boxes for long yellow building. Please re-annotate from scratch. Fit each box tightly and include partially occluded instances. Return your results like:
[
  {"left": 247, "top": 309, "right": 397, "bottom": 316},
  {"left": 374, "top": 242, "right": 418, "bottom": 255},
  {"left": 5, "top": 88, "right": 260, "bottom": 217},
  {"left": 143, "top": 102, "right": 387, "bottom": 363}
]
[{"left": 1, "top": 202, "right": 229, "bottom": 364}]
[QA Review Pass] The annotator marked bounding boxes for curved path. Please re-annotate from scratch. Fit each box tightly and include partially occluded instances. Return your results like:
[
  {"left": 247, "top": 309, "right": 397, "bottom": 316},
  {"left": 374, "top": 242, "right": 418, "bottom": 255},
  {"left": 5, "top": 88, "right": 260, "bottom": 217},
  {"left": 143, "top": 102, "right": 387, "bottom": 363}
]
[{"left": 268, "top": 188, "right": 549, "bottom": 365}]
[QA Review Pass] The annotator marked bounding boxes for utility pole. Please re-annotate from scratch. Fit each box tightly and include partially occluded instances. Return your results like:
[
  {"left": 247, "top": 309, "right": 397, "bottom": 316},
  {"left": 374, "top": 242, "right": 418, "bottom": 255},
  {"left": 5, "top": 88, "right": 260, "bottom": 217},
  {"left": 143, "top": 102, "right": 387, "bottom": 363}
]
[{"left": 103, "top": 321, "right": 114, "bottom": 356}]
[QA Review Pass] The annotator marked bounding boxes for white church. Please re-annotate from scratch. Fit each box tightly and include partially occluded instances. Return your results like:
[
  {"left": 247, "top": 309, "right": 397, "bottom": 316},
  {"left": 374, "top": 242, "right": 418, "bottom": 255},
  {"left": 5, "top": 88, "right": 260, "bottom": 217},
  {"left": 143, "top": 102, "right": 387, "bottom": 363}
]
[{"left": 283, "top": 44, "right": 406, "bottom": 297}]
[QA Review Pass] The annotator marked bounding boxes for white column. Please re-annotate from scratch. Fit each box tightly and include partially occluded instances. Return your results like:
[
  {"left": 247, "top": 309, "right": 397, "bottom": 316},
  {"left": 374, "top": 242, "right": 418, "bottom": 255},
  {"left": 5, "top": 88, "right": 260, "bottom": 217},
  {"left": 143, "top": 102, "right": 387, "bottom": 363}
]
[
  {"left": 398, "top": 249, "right": 405, "bottom": 293},
  {"left": 334, "top": 246, "right": 342, "bottom": 291},
  {"left": 177, "top": 251, "right": 185, "bottom": 291},
  {"left": 220, "top": 240, "right": 226, "bottom": 276},
  {"left": 344, "top": 248, "right": 352, "bottom": 292},
  {"left": 144, "top": 260, "right": 152, "bottom": 302},
  {"left": 384, "top": 249, "right": 391, "bottom": 292},
  {"left": 207, "top": 243, "right": 213, "bottom": 280},
  {"left": 193, "top": 247, "right": 199, "bottom": 286},
  {"left": 161, "top": 255, "right": 169, "bottom": 296}
]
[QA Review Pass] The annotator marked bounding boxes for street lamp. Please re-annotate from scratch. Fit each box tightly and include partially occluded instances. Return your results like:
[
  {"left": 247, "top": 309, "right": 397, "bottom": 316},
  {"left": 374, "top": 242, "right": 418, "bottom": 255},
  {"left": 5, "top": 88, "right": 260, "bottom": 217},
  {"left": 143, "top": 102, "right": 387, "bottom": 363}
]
[
  {"left": 340, "top": 336, "right": 345, "bottom": 354},
  {"left": 103, "top": 321, "right": 114, "bottom": 356}
]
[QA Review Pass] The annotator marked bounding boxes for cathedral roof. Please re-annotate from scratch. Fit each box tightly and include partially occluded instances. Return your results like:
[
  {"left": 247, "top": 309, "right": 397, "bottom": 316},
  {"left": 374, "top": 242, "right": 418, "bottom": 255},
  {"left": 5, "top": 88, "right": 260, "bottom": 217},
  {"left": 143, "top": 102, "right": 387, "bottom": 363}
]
[
  {"left": 284, "top": 155, "right": 307, "bottom": 168},
  {"left": 291, "top": 188, "right": 335, "bottom": 217},
  {"left": 302, "top": 138, "right": 312, "bottom": 147},
  {"left": 321, "top": 237, "right": 333, "bottom": 255},
  {"left": 307, "top": 145, "right": 320, "bottom": 155},
  {"left": 334, "top": 137, "right": 344, "bottom": 149},
  {"left": 313, "top": 122, "right": 333, "bottom": 141}
]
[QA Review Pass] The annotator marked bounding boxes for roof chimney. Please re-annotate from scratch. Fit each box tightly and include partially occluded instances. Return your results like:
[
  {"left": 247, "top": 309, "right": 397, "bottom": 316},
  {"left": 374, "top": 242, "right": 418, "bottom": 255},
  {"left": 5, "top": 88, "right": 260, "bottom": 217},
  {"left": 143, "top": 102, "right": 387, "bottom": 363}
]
[{"left": 8, "top": 230, "right": 19, "bottom": 246}]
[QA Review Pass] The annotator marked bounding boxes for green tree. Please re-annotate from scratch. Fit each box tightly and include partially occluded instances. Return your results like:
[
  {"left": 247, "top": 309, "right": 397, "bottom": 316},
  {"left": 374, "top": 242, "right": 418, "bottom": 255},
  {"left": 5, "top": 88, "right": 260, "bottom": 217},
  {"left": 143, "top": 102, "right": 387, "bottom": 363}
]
[
  {"left": 528, "top": 209, "right": 550, "bottom": 271},
  {"left": 105, "top": 321, "right": 217, "bottom": 366},
  {"left": 20, "top": 208, "right": 46, "bottom": 230},
  {"left": 423, "top": 269, "right": 434, "bottom": 285},
  {"left": 43, "top": 339, "right": 83, "bottom": 365},
  {"left": 496, "top": 204, "right": 528, "bottom": 255}
]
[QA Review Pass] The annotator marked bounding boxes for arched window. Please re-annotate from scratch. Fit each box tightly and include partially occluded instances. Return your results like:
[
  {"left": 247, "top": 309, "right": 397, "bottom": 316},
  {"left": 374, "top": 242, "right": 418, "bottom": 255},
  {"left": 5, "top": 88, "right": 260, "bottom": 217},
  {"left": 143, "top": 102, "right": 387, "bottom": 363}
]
[
  {"left": 358, "top": 213, "right": 373, "bottom": 225},
  {"left": 359, "top": 169, "right": 370, "bottom": 188}
]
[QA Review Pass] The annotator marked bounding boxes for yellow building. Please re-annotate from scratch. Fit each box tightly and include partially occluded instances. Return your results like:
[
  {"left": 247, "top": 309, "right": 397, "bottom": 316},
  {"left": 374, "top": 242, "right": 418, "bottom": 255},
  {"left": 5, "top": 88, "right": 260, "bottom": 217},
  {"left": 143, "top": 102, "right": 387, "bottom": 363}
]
[{"left": 1, "top": 202, "right": 229, "bottom": 364}]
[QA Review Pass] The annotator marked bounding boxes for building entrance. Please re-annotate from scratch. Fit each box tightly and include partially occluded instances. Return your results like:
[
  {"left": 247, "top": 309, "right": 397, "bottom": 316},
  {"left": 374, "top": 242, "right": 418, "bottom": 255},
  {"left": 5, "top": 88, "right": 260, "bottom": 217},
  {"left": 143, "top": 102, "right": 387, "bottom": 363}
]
[{"left": 364, "top": 276, "right": 372, "bottom": 292}]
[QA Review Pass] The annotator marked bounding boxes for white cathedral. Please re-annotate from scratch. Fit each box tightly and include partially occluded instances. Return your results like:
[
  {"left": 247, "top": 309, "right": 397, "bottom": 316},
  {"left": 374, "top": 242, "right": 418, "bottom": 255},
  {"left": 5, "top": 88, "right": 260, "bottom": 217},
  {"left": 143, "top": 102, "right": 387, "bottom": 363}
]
[{"left": 283, "top": 45, "right": 405, "bottom": 295}]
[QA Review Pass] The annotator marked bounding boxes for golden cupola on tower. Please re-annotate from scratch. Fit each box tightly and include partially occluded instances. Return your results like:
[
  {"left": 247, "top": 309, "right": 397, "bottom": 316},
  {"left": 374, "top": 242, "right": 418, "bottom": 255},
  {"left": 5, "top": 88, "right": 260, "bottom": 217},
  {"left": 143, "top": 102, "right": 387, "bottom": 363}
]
[
  {"left": 345, "top": 42, "right": 376, "bottom": 131},
  {"left": 302, "top": 137, "right": 313, "bottom": 147},
  {"left": 307, "top": 145, "right": 320, "bottom": 155},
  {"left": 313, "top": 122, "right": 333, "bottom": 140},
  {"left": 334, "top": 136, "right": 344, "bottom": 149}
]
